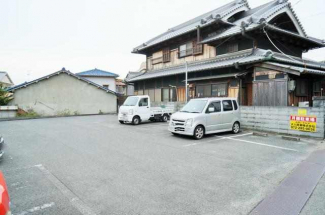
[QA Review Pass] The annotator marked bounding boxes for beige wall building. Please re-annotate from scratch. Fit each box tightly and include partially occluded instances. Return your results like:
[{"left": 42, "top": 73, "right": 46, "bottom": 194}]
[{"left": 8, "top": 68, "right": 117, "bottom": 116}]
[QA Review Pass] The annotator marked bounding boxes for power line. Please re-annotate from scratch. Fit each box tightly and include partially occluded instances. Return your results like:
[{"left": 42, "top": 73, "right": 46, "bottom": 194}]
[
  {"left": 263, "top": 27, "right": 303, "bottom": 64},
  {"left": 293, "top": 0, "right": 303, "bottom": 6}
]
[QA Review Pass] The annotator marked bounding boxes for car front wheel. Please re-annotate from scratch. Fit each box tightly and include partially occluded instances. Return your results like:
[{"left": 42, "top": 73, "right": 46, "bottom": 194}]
[
  {"left": 193, "top": 125, "right": 204, "bottom": 140},
  {"left": 132, "top": 116, "right": 140, "bottom": 125}
]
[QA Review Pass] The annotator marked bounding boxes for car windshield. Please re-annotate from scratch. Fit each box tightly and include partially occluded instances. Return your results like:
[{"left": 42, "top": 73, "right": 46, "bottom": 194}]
[
  {"left": 123, "top": 97, "right": 139, "bottom": 106},
  {"left": 180, "top": 100, "right": 208, "bottom": 113}
]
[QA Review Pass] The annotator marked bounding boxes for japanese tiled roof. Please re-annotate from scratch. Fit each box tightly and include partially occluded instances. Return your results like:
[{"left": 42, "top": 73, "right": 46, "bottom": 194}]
[
  {"left": 7, "top": 68, "right": 117, "bottom": 95},
  {"left": 133, "top": 0, "right": 325, "bottom": 53},
  {"left": 76, "top": 68, "right": 119, "bottom": 78},
  {"left": 132, "top": 0, "right": 250, "bottom": 53},
  {"left": 127, "top": 48, "right": 325, "bottom": 82}
]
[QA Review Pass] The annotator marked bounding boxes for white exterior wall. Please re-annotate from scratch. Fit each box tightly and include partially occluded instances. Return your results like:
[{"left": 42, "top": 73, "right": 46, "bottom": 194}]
[
  {"left": 1, "top": 75, "right": 14, "bottom": 87},
  {"left": 81, "top": 76, "right": 116, "bottom": 92},
  {"left": 9, "top": 73, "right": 117, "bottom": 116}
]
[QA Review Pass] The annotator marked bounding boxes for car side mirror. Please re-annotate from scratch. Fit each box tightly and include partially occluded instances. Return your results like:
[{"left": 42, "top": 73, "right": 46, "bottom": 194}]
[{"left": 208, "top": 107, "right": 214, "bottom": 113}]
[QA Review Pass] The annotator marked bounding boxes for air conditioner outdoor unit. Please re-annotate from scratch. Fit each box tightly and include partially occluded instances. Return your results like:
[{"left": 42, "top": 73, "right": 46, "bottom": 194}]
[
  {"left": 288, "top": 80, "right": 296, "bottom": 92},
  {"left": 299, "top": 101, "right": 309, "bottom": 107}
]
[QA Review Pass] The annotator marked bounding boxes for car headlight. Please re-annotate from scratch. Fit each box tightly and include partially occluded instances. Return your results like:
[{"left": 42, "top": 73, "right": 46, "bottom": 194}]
[
  {"left": 128, "top": 109, "right": 133, "bottom": 115},
  {"left": 185, "top": 118, "right": 193, "bottom": 127}
]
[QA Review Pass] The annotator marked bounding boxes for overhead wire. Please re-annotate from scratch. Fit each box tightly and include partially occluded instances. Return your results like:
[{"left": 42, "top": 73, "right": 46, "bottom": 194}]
[{"left": 263, "top": 26, "right": 306, "bottom": 66}]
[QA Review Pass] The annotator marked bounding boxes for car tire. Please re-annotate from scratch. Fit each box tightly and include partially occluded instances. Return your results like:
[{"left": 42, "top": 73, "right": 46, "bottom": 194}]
[
  {"left": 232, "top": 122, "right": 240, "bottom": 134},
  {"left": 193, "top": 125, "right": 204, "bottom": 140},
  {"left": 132, "top": 116, "right": 140, "bottom": 125},
  {"left": 162, "top": 114, "right": 168, "bottom": 122},
  {"left": 119, "top": 120, "right": 125, "bottom": 124}
]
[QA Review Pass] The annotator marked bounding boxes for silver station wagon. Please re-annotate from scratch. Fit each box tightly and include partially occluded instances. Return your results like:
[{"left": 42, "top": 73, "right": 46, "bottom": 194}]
[{"left": 168, "top": 98, "right": 240, "bottom": 139}]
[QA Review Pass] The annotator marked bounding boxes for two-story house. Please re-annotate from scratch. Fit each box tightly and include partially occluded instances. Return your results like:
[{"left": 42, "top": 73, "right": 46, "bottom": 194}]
[{"left": 127, "top": 0, "right": 325, "bottom": 106}]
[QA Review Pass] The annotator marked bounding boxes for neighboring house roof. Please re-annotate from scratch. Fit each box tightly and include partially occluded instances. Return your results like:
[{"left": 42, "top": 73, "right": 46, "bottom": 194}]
[
  {"left": 0, "top": 72, "right": 14, "bottom": 86},
  {"left": 127, "top": 48, "right": 325, "bottom": 82},
  {"left": 76, "top": 68, "right": 119, "bottom": 78},
  {"left": 132, "top": 0, "right": 250, "bottom": 53},
  {"left": 7, "top": 68, "right": 117, "bottom": 95},
  {"left": 125, "top": 62, "right": 147, "bottom": 81}
]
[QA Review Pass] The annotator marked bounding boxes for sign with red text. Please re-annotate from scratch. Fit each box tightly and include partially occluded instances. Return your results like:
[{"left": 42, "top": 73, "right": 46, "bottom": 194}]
[{"left": 290, "top": 115, "right": 316, "bottom": 132}]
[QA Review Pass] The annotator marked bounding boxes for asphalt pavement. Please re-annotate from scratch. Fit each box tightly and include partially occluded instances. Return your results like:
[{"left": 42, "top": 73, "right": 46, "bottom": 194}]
[{"left": 0, "top": 115, "right": 323, "bottom": 215}]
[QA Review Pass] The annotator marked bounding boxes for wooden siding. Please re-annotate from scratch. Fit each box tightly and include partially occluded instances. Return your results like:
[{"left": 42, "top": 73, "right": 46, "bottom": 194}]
[
  {"left": 148, "top": 44, "right": 216, "bottom": 70},
  {"left": 253, "top": 80, "right": 288, "bottom": 106}
]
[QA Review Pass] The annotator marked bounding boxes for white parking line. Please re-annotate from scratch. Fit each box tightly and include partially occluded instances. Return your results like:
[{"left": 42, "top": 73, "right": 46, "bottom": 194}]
[
  {"left": 228, "top": 138, "right": 298, "bottom": 152},
  {"left": 183, "top": 132, "right": 298, "bottom": 152}
]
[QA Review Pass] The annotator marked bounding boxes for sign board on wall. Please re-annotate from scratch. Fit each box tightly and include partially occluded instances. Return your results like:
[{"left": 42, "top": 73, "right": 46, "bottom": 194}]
[{"left": 290, "top": 115, "right": 317, "bottom": 132}]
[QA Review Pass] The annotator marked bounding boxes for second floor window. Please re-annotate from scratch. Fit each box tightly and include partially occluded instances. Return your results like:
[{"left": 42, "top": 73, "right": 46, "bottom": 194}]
[
  {"left": 179, "top": 42, "right": 193, "bottom": 57},
  {"left": 179, "top": 41, "right": 203, "bottom": 58}
]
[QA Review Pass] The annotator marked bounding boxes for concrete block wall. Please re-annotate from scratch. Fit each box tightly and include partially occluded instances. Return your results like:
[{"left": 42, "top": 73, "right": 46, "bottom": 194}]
[
  {"left": 151, "top": 102, "right": 186, "bottom": 113},
  {"left": 240, "top": 106, "right": 325, "bottom": 138},
  {"left": 0, "top": 106, "right": 18, "bottom": 118}
]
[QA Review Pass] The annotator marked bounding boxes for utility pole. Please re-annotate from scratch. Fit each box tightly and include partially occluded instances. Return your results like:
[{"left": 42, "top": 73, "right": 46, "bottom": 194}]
[{"left": 185, "top": 61, "right": 188, "bottom": 103}]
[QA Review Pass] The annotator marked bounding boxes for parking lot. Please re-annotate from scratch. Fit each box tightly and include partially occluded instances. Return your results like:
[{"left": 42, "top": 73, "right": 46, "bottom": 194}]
[{"left": 0, "top": 115, "right": 323, "bottom": 215}]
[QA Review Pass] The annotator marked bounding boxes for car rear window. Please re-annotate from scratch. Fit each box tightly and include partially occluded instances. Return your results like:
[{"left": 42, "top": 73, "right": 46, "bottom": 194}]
[{"left": 222, "top": 100, "right": 233, "bottom": 111}]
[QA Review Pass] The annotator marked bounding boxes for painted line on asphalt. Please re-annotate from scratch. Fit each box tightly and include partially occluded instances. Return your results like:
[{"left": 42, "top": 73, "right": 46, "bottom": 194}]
[
  {"left": 184, "top": 132, "right": 297, "bottom": 152},
  {"left": 183, "top": 133, "right": 253, "bottom": 147},
  {"left": 227, "top": 138, "right": 298, "bottom": 152},
  {"left": 35, "top": 164, "right": 96, "bottom": 215},
  {"left": 213, "top": 133, "right": 298, "bottom": 152},
  {"left": 16, "top": 202, "right": 55, "bottom": 215}
]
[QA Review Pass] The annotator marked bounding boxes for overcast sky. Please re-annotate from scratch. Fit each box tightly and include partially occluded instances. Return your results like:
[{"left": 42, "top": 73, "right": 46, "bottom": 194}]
[{"left": 1, "top": 0, "right": 324, "bottom": 84}]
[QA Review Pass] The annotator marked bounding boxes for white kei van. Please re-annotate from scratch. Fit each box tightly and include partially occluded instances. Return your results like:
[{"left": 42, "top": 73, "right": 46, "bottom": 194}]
[{"left": 168, "top": 98, "right": 240, "bottom": 139}]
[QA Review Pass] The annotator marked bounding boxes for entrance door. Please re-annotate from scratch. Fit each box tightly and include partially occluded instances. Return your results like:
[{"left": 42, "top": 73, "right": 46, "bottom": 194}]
[{"left": 253, "top": 80, "right": 288, "bottom": 106}]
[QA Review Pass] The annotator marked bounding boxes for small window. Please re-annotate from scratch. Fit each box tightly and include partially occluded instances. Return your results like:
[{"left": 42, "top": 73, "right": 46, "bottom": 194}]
[
  {"left": 103, "top": 84, "right": 109, "bottom": 89},
  {"left": 296, "top": 79, "right": 308, "bottom": 97},
  {"left": 232, "top": 100, "right": 238, "bottom": 110},
  {"left": 196, "top": 85, "right": 211, "bottom": 98},
  {"left": 162, "top": 88, "right": 170, "bottom": 102},
  {"left": 139, "top": 98, "right": 148, "bottom": 107},
  {"left": 212, "top": 84, "right": 227, "bottom": 97},
  {"left": 222, "top": 100, "right": 233, "bottom": 111},
  {"left": 179, "top": 42, "right": 193, "bottom": 57}
]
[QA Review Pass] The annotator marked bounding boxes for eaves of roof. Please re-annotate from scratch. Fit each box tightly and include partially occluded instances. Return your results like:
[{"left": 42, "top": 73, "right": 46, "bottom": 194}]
[
  {"left": 266, "top": 62, "right": 325, "bottom": 76},
  {"left": 127, "top": 48, "right": 271, "bottom": 82},
  {"left": 7, "top": 68, "right": 117, "bottom": 95},
  {"left": 128, "top": 48, "right": 325, "bottom": 82}
]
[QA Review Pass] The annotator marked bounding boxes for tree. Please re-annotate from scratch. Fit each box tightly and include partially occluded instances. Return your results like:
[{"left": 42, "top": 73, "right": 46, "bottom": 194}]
[{"left": 0, "top": 85, "right": 13, "bottom": 106}]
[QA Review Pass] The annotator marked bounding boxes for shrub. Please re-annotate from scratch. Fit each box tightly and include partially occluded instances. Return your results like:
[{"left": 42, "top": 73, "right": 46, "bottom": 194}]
[{"left": 0, "top": 85, "right": 13, "bottom": 106}]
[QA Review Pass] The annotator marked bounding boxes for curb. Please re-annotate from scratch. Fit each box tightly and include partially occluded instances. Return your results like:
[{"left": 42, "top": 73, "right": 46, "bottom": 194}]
[{"left": 0, "top": 113, "right": 117, "bottom": 122}]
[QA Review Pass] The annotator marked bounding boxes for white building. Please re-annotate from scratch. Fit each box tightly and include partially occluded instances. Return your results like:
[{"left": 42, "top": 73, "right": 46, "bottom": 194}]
[
  {"left": 8, "top": 68, "right": 117, "bottom": 116},
  {"left": 0, "top": 72, "right": 14, "bottom": 88},
  {"left": 76, "top": 68, "right": 119, "bottom": 92}
]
